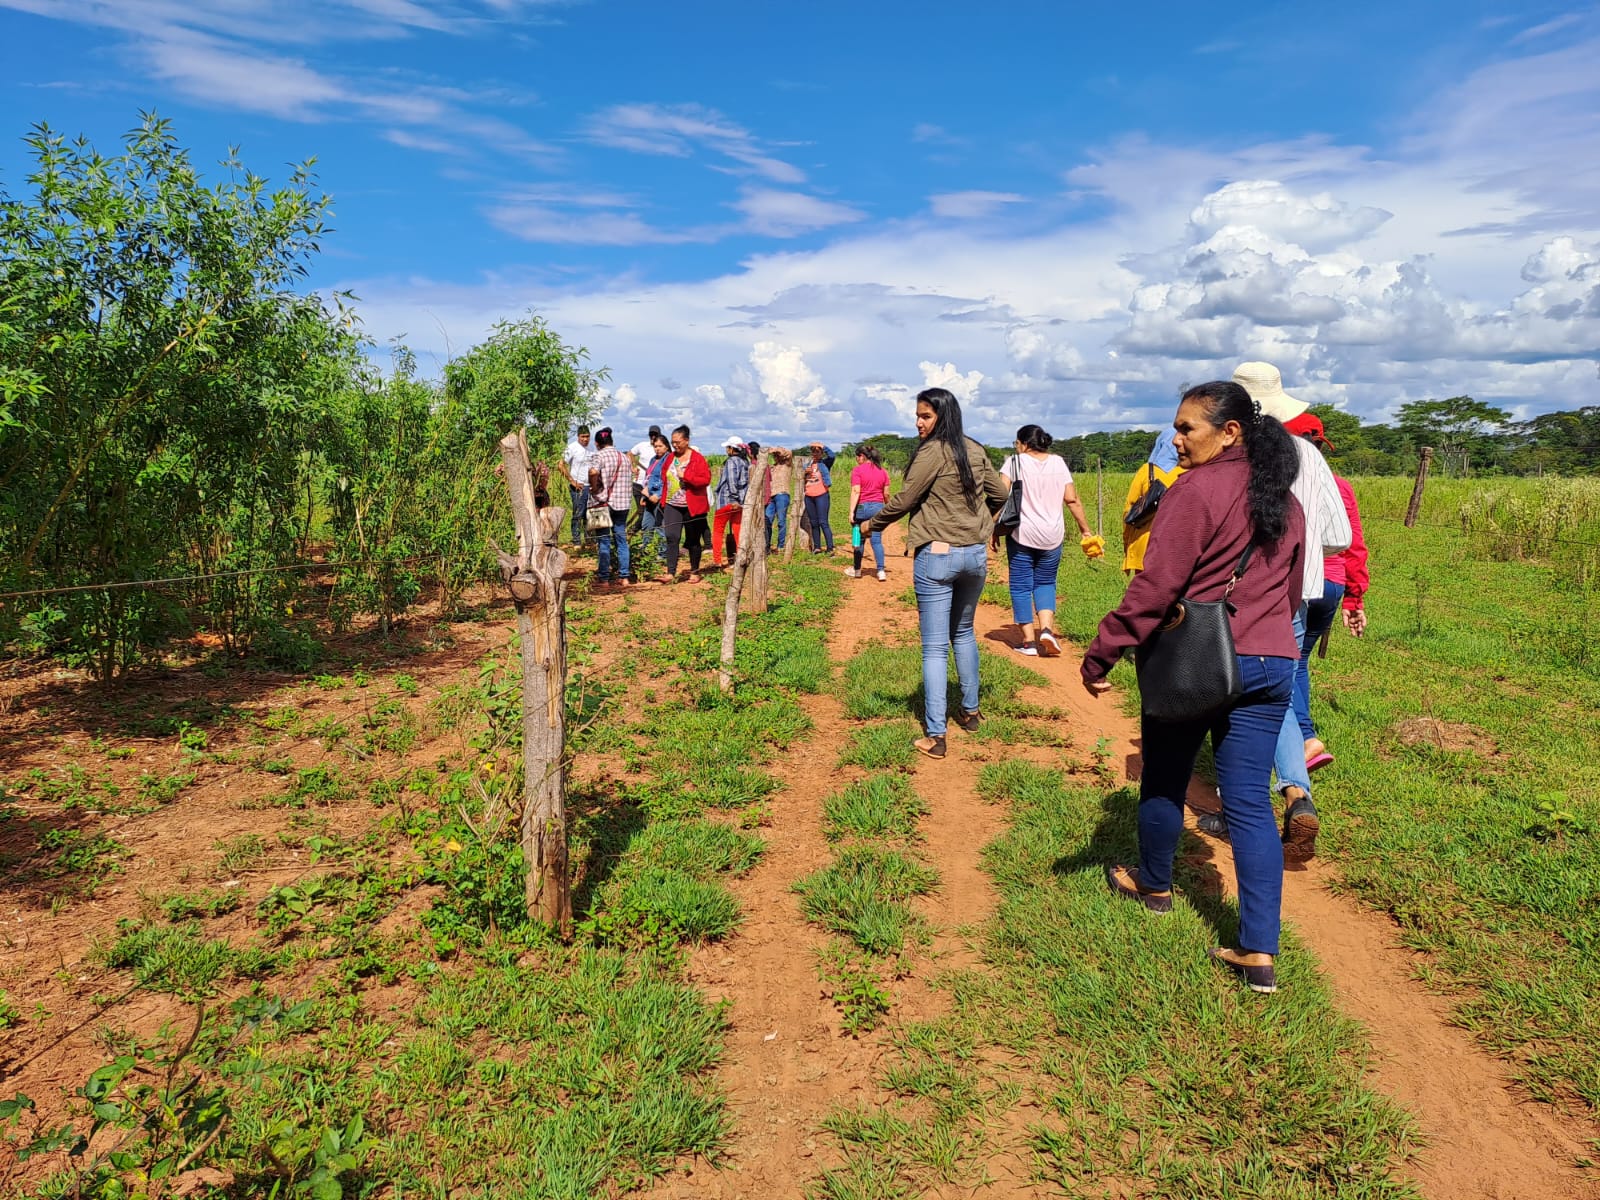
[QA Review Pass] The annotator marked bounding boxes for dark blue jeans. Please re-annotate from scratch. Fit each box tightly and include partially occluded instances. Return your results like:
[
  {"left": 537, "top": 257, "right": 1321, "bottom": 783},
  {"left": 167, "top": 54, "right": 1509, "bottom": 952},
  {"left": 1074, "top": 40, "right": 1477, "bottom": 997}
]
[
  {"left": 1137, "top": 654, "right": 1295, "bottom": 956},
  {"left": 596, "top": 508, "right": 631, "bottom": 581},
  {"left": 765, "top": 493, "right": 790, "bottom": 549},
  {"left": 805, "top": 493, "right": 833, "bottom": 551},
  {"left": 1294, "top": 579, "right": 1345, "bottom": 739},
  {"left": 568, "top": 485, "right": 589, "bottom": 544},
  {"left": 1005, "top": 538, "right": 1063, "bottom": 624}
]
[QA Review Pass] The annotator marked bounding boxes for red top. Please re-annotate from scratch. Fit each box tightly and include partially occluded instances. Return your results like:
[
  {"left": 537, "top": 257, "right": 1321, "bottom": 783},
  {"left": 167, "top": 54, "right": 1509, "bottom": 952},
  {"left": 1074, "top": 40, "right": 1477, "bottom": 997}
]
[
  {"left": 1325, "top": 475, "right": 1368, "bottom": 609},
  {"left": 1082, "top": 445, "right": 1305, "bottom": 684},
  {"left": 664, "top": 450, "right": 713, "bottom": 516}
]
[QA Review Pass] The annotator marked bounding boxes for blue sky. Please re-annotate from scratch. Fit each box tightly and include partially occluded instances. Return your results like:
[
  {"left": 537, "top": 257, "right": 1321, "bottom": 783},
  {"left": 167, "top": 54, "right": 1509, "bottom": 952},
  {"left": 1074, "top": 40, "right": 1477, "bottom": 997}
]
[{"left": 3, "top": 1, "right": 1598, "bottom": 446}]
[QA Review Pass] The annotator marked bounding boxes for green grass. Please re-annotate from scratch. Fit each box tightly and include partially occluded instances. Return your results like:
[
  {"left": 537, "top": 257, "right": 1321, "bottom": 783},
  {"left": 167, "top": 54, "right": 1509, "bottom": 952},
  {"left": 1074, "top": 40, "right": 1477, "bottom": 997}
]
[
  {"left": 1054, "top": 474, "right": 1600, "bottom": 1115},
  {"left": 813, "top": 761, "right": 1420, "bottom": 1198},
  {"left": 836, "top": 720, "right": 919, "bottom": 770},
  {"left": 795, "top": 846, "right": 939, "bottom": 955},
  {"left": 823, "top": 775, "right": 927, "bottom": 843},
  {"left": 841, "top": 641, "right": 1047, "bottom": 722}
]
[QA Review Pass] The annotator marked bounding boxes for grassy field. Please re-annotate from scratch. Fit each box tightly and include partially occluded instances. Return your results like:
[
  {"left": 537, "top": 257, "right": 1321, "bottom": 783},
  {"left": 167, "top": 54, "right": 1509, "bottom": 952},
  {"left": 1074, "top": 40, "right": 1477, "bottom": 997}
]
[
  {"left": 1049, "top": 471, "right": 1600, "bottom": 1117},
  {"left": 0, "top": 564, "right": 845, "bottom": 1198}
]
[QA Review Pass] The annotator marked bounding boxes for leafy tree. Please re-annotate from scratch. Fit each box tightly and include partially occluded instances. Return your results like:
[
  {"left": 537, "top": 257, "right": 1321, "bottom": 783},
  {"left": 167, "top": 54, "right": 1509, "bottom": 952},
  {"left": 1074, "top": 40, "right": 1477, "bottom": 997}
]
[
  {"left": 0, "top": 115, "right": 360, "bottom": 676},
  {"left": 1395, "top": 396, "right": 1511, "bottom": 476}
]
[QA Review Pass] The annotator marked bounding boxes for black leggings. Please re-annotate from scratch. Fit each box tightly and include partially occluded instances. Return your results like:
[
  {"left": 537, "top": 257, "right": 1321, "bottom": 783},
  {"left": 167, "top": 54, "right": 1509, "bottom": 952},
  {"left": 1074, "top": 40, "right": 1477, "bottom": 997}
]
[{"left": 662, "top": 504, "right": 708, "bottom": 576}]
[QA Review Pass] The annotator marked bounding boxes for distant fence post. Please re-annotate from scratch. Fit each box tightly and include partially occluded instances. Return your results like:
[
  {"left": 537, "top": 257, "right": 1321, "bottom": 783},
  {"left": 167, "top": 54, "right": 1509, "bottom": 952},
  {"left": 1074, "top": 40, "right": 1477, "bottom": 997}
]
[
  {"left": 1404, "top": 446, "right": 1434, "bottom": 529},
  {"left": 493, "top": 429, "right": 572, "bottom": 938},
  {"left": 720, "top": 452, "right": 771, "bottom": 693},
  {"left": 1095, "top": 455, "right": 1105, "bottom": 538}
]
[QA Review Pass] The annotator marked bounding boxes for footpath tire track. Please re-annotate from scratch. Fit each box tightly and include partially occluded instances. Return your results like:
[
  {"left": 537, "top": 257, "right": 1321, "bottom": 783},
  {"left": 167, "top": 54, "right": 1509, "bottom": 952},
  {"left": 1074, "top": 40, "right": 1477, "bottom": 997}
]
[
  {"left": 967, "top": 590, "right": 1600, "bottom": 1200},
  {"left": 645, "top": 563, "right": 916, "bottom": 1200}
]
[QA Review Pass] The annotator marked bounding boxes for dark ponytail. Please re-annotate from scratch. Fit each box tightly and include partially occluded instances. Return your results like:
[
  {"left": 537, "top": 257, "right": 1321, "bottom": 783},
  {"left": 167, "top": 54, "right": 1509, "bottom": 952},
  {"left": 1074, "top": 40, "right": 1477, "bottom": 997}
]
[
  {"left": 1181, "top": 381, "right": 1300, "bottom": 548},
  {"left": 907, "top": 387, "right": 980, "bottom": 504}
]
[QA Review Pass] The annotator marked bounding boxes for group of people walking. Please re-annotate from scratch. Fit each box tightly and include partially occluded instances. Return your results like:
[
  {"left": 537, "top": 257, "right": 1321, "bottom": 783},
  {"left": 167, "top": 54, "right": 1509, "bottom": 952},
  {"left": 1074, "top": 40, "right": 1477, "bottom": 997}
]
[
  {"left": 557, "top": 424, "right": 841, "bottom": 586},
  {"left": 856, "top": 364, "right": 1366, "bottom": 997},
  {"left": 558, "top": 359, "right": 1366, "bottom": 996}
]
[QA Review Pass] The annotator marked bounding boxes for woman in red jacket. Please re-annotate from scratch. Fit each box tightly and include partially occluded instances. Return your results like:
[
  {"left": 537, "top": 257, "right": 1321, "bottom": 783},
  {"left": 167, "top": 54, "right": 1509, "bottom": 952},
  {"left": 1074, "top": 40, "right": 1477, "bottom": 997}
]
[
  {"left": 658, "top": 424, "right": 713, "bottom": 584},
  {"left": 1081, "top": 381, "right": 1305, "bottom": 994}
]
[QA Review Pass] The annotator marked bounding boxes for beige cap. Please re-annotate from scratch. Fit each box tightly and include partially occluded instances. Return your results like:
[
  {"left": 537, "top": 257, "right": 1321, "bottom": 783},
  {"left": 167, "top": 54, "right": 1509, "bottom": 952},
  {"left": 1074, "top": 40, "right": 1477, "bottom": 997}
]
[{"left": 1231, "top": 361, "right": 1308, "bottom": 422}]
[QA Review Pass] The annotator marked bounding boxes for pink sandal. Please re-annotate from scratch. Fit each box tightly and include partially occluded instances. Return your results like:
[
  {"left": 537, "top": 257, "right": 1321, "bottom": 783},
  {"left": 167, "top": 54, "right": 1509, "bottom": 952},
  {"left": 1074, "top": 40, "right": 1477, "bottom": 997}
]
[{"left": 1305, "top": 751, "right": 1334, "bottom": 773}]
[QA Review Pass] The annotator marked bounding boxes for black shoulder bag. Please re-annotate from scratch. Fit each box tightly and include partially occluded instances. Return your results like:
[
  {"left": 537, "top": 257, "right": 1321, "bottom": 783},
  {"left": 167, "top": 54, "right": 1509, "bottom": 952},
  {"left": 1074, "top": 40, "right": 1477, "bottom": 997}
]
[
  {"left": 1123, "top": 463, "right": 1169, "bottom": 528},
  {"left": 992, "top": 455, "right": 1024, "bottom": 537},
  {"left": 1134, "top": 544, "right": 1255, "bottom": 723}
]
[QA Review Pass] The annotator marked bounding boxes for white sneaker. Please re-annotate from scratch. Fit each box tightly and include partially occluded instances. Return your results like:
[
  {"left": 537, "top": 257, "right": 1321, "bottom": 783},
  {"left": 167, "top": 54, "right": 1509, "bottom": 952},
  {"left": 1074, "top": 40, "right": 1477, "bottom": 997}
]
[
  {"left": 876, "top": 570, "right": 887, "bottom": 581},
  {"left": 1013, "top": 643, "right": 1038, "bottom": 656},
  {"left": 843, "top": 567, "right": 861, "bottom": 578}
]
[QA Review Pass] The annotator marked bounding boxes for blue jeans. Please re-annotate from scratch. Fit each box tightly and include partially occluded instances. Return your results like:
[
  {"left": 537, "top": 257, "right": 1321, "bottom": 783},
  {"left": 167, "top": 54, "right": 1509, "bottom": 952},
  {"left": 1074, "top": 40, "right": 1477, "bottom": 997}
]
[
  {"left": 765, "top": 493, "right": 790, "bottom": 549},
  {"left": 853, "top": 502, "right": 885, "bottom": 570},
  {"left": 1138, "top": 654, "right": 1295, "bottom": 955},
  {"left": 568, "top": 485, "right": 589, "bottom": 544},
  {"left": 1005, "top": 538, "right": 1063, "bottom": 625},
  {"left": 1294, "top": 579, "right": 1345, "bottom": 739},
  {"left": 596, "top": 508, "right": 630, "bottom": 580},
  {"left": 805, "top": 493, "right": 833, "bottom": 550},
  {"left": 1273, "top": 605, "right": 1315, "bottom": 800},
  {"left": 913, "top": 542, "right": 987, "bottom": 736}
]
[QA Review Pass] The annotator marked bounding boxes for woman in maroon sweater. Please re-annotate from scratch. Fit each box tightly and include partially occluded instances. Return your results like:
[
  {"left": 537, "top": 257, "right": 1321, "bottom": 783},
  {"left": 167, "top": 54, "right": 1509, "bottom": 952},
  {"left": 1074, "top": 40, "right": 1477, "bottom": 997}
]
[{"left": 1081, "top": 381, "right": 1305, "bottom": 994}]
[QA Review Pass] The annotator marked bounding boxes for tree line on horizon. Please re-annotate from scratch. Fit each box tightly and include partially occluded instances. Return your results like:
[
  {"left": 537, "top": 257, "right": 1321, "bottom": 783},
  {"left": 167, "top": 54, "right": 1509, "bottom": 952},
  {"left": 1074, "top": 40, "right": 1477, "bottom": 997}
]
[{"left": 857, "top": 395, "right": 1600, "bottom": 478}]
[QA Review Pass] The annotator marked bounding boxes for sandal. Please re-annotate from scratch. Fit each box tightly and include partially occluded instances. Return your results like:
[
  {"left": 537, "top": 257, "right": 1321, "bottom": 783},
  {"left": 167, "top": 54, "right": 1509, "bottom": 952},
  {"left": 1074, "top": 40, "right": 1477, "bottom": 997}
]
[
  {"left": 913, "top": 735, "right": 947, "bottom": 759},
  {"left": 1105, "top": 864, "right": 1172, "bottom": 914},
  {"left": 1305, "top": 750, "right": 1334, "bottom": 772},
  {"left": 953, "top": 709, "right": 981, "bottom": 733},
  {"left": 1209, "top": 947, "right": 1278, "bottom": 994}
]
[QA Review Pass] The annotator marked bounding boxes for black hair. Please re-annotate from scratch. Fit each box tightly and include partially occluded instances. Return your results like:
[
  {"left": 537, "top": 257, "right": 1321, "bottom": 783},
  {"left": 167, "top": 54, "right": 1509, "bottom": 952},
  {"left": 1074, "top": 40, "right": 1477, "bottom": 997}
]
[
  {"left": 650, "top": 431, "right": 669, "bottom": 449},
  {"left": 578, "top": 424, "right": 591, "bottom": 437},
  {"left": 857, "top": 443, "right": 882, "bottom": 466},
  {"left": 647, "top": 424, "right": 663, "bottom": 439},
  {"left": 1180, "top": 381, "right": 1300, "bottom": 548},
  {"left": 672, "top": 424, "right": 691, "bottom": 440},
  {"left": 907, "top": 387, "right": 979, "bottom": 504},
  {"left": 747, "top": 440, "right": 761, "bottom": 454},
  {"left": 594, "top": 427, "right": 614, "bottom": 448},
  {"left": 1015, "top": 424, "right": 1052, "bottom": 452}
]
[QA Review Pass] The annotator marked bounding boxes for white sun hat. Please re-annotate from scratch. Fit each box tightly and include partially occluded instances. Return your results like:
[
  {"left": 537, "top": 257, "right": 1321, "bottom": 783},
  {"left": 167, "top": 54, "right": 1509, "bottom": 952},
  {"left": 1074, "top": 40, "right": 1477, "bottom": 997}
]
[
  {"left": 1230, "top": 361, "right": 1308, "bottom": 422},
  {"left": 722, "top": 435, "right": 745, "bottom": 449}
]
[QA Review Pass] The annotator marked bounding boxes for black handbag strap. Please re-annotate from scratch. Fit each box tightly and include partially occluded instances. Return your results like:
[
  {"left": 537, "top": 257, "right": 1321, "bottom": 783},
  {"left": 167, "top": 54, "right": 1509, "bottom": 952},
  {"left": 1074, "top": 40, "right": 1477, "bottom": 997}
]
[{"left": 1222, "top": 543, "right": 1256, "bottom": 599}]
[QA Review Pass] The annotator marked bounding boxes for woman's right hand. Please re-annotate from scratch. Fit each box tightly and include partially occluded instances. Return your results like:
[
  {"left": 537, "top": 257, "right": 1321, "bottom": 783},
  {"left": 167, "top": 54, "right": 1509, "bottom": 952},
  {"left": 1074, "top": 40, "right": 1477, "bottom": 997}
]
[{"left": 1343, "top": 607, "right": 1367, "bottom": 638}]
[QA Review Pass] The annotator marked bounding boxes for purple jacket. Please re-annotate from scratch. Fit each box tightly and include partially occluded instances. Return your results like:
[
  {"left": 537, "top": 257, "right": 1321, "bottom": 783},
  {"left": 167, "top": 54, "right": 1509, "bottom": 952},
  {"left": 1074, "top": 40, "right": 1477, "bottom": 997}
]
[{"left": 1082, "top": 444, "right": 1305, "bottom": 684}]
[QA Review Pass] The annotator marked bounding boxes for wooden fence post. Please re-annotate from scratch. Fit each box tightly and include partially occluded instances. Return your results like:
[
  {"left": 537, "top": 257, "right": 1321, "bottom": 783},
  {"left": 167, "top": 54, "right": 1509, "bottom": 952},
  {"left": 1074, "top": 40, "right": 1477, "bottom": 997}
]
[
  {"left": 742, "top": 453, "right": 772, "bottom": 615},
  {"left": 783, "top": 465, "right": 803, "bottom": 563},
  {"left": 1095, "top": 455, "right": 1105, "bottom": 538},
  {"left": 721, "top": 453, "right": 772, "bottom": 692},
  {"left": 494, "top": 430, "right": 572, "bottom": 936},
  {"left": 1404, "top": 446, "right": 1434, "bottom": 529}
]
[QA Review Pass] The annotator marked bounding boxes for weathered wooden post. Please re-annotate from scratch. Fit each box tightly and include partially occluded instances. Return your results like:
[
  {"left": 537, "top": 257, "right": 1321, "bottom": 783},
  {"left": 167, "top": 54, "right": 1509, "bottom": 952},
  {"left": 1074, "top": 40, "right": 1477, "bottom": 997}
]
[
  {"left": 741, "top": 453, "right": 772, "bottom": 615},
  {"left": 783, "top": 463, "right": 803, "bottom": 563},
  {"left": 1095, "top": 454, "right": 1105, "bottom": 538},
  {"left": 720, "top": 453, "right": 773, "bottom": 692},
  {"left": 494, "top": 429, "right": 572, "bottom": 936},
  {"left": 1404, "top": 446, "right": 1434, "bottom": 529}
]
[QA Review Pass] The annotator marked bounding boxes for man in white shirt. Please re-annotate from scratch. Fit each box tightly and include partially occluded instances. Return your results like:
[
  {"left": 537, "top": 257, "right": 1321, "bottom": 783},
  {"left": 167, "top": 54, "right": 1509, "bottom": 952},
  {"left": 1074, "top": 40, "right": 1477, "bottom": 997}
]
[
  {"left": 1204, "top": 363, "right": 1351, "bottom": 862},
  {"left": 559, "top": 426, "right": 593, "bottom": 545}
]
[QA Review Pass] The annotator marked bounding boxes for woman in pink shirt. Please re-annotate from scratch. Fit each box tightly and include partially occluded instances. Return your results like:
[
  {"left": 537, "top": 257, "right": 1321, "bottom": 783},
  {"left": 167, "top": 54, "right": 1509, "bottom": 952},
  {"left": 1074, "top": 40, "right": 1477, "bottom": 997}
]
[
  {"left": 997, "top": 425, "right": 1102, "bottom": 655},
  {"left": 845, "top": 445, "right": 891, "bottom": 580}
]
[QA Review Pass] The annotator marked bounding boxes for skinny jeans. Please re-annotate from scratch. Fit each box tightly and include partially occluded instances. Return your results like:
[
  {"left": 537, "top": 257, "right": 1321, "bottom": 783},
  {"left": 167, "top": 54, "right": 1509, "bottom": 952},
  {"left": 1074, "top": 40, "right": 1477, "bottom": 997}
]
[
  {"left": 1293, "top": 579, "right": 1345, "bottom": 739},
  {"left": 568, "top": 485, "right": 589, "bottom": 544},
  {"left": 712, "top": 503, "right": 743, "bottom": 564},
  {"left": 852, "top": 502, "right": 886, "bottom": 571},
  {"left": 595, "top": 508, "right": 631, "bottom": 581},
  {"left": 913, "top": 542, "right": 987, "bottom": 736},
  {"left": 805, "top": 492, "right": 834, "bottom": 551},
  {"left": 765, "top": 493, "right": 790, "bottom": 549},
  {"left": 1138, "top": 654, "right": 1294, "bottom": 956}
]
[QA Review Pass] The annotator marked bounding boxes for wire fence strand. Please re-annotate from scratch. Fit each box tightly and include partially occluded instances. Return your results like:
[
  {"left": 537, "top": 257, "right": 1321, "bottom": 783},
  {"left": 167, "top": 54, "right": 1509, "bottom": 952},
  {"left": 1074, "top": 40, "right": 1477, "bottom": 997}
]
[{"left": 0, "top": 554, "right": 441, "bottom": 603}]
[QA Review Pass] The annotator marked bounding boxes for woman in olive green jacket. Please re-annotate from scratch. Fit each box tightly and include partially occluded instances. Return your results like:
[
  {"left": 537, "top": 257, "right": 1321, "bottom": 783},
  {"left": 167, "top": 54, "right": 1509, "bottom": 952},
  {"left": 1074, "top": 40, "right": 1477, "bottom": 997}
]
[{"left": 866, "top": 388, "right": 1009, "bottom": 758}]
